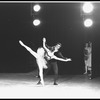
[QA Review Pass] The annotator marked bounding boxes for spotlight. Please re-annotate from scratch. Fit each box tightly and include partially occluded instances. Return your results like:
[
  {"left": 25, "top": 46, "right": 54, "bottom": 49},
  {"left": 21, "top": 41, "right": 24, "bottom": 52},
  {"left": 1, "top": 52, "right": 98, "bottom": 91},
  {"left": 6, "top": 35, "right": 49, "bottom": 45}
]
[
  {"left": 33, "top": 19, "right": 41, "bottom": 26},
  {"left": 84, "top": 19, "right": 93, "bottom": 27},
  {"left": 33, "top": 4, "right": 41, "bottom": 12},
  {"left": 83, "top": 2, "right": 93, "bottom": 13}
]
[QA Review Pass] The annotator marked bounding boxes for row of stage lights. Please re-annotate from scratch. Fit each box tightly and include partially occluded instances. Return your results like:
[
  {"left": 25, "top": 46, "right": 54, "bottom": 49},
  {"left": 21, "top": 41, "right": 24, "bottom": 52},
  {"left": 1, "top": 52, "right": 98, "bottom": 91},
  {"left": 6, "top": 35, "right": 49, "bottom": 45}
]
[
  {"left": 82, "top": 2, "right": 94, "bottom": 28},
  {"left": 32, "top": 2, "right": 94, "bottom": 27},
  {"left": 32, "top": 4, "right": 41, "bottom": 26}
]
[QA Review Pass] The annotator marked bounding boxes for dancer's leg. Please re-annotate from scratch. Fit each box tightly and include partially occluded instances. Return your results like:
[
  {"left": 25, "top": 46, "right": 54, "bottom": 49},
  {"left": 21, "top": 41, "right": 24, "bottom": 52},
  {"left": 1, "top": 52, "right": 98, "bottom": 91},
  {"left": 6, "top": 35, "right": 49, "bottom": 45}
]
[
  {"left": 19, "top": 40, "right": 39, "bottom": 58},
  {"left": 84, "top": 60, "right": 88, "bottom": 74},
  {"left": 38, "top": 65, "right": 44, "bottom": 86},
  {"left": 52, "top": 62, "right": 58, "bottom": 85},
  {"left": 37, "top": 63, "right": 51, "bottom": 84},
  {"left": 36, "top": 59, "right": 45, "bottom": 86}
]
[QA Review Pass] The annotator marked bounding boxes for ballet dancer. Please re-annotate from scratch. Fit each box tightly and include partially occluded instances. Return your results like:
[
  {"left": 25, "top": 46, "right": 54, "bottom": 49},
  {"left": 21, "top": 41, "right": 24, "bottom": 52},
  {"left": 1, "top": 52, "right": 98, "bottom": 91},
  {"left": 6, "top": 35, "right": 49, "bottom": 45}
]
[
  {"left": 19, "top": 40, "right": 47, "bottom": 86},
  {"left": 19, "top": 39, "right": 71, "bottom": 86}
]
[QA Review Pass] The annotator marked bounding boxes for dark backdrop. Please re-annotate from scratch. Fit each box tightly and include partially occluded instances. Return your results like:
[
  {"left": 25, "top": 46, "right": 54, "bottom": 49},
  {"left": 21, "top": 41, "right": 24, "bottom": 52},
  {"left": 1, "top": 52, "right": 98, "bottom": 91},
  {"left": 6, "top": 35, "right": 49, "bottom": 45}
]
[{"left": 0, "top": 3, "right": 99, "bottom": 76}]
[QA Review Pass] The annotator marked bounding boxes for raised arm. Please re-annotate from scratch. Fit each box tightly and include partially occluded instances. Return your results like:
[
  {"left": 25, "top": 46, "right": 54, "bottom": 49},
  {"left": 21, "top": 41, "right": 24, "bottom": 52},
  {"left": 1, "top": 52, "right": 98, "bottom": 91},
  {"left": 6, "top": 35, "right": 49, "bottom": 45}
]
[
  {"left": 19, "top": 40, "right": 38, "bottom": 58},
  {"left": 43, "top": 37, "right": 50, "bottom": 53},
  {"left": 43, "top": 37, "right": 56, "bottom": 57}
]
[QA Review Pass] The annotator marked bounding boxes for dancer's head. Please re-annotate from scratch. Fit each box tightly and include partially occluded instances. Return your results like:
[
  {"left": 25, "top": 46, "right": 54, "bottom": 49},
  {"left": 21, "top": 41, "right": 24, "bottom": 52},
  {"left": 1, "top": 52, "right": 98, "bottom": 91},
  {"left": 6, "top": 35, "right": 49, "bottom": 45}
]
[
  {"left": 85, "top": 43, "right": 88, "bottom": 47},
  {"left": 85, "top": 41, "right": 92, "bottom": 48},
  {"left": 88, "top": 41, "right": 92, "bottom": 47},
  {"left": 53, "top": 43, "right": 62, "bottom": 52}
]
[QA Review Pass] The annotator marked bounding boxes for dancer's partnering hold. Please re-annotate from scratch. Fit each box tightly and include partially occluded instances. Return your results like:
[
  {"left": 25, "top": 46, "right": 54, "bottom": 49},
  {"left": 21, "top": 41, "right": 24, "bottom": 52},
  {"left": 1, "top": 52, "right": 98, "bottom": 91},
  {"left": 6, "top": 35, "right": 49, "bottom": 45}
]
[
  {"left": 37, "top": 37, "right": 72, "bottom": 85},
  {"left": 19, "top": 38, "right": 72, "bottom": 86}
]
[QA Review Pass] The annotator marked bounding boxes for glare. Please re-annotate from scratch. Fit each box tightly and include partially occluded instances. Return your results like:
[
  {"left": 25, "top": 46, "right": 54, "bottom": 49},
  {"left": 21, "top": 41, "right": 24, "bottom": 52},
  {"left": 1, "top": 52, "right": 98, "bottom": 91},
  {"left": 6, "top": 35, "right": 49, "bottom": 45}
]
[
  {"left": 33, "top": 4, "right": 41, "bottom": 12},
  {"left": 84, "top": 19, "right": 93, "bottom": 27},
  {"left": 0, "top": 84, "right": 100, "bottom": 98},
  {"left": 33, "top": 19, "right": 41, "bottom": 26},
  {"left": 83, "top": 2, "right": 93, "bottom": 13}
]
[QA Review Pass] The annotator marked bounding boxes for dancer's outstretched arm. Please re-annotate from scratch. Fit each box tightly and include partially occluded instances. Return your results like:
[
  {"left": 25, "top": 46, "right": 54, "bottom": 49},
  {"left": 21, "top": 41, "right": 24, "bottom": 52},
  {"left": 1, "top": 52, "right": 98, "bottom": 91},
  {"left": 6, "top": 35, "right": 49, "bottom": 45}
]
[
  {"left": 52, "top": 55, "right": 72, "bottom": 62},
  {"left": 19, "top": 40, "right": 38, "bottom": 58},
  {"left": 43, "top": 38, "right": 72, "bottom": 62}
]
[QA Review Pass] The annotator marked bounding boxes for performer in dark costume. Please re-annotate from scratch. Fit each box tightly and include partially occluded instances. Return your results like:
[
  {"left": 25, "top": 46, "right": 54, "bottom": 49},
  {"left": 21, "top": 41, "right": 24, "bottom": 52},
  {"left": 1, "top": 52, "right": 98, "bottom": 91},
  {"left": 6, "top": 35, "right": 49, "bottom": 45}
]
[{"left": 37, "top": 37, "right": 72, "bottom": 85}]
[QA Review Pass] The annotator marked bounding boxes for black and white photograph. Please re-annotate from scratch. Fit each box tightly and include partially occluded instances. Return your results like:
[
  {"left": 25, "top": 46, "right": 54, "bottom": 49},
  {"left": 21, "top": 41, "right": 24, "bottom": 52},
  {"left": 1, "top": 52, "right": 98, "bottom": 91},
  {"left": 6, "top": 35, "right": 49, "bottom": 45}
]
[{"left": 0, "top": 1, "right": 100, "bottom": 99}]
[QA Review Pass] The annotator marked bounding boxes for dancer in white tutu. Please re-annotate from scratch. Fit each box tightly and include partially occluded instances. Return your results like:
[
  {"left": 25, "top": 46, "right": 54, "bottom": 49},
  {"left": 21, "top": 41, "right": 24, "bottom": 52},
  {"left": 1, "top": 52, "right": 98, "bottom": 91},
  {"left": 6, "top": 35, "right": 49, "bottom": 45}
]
[
  {"left": 19, "top": 40, "right": 48, "bottom": 86},
  {"left": 19, "top": 39, "right": 71, "bottom": 86}
]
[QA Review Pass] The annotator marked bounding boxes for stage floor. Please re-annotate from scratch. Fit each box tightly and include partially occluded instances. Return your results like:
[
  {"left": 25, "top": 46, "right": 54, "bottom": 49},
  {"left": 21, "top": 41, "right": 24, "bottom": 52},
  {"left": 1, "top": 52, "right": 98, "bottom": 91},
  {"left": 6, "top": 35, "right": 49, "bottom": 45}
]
[{"left": 0, "top": 72, "right": 100, "bottom": 98}]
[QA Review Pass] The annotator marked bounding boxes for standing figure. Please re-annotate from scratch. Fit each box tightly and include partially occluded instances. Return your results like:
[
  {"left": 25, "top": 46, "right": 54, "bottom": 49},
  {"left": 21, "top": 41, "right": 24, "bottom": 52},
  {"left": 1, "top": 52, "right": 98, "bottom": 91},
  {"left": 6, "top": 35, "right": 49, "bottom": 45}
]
[{"left": 84, "top": 42, "right": 92, "bottom": 76}]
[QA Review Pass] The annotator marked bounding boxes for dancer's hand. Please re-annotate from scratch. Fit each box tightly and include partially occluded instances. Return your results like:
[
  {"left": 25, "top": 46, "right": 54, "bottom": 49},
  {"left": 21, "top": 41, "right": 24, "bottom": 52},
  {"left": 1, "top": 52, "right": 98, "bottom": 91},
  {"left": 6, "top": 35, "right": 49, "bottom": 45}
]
[
  {"left": 19, "top": 40, "right": 24, "bottom": 46},
  {"left": 65, "top": 58, "right": 72, "bottom": 61},
  {"left": 43, "top": 37, "right": 46, "bottom": 42},
  {"left": 68, "top": 58, "right": 72, "bottom": 61}
]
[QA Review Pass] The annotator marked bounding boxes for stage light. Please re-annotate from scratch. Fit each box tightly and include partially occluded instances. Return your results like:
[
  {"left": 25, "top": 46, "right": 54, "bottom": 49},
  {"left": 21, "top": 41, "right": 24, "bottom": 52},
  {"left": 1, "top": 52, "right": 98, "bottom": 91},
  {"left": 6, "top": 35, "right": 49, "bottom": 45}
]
[
  {"left": 33, "top": 4, "right": 41, "bottom": 12},
  {"left": 33, "top": 19, "right": 41, "bottom": 26},
  {"left": 84, "top": 19, "right": 93, "bottom": 27},
  {"left": 83, "top": 2, "right": 93, "bottom": 13}
]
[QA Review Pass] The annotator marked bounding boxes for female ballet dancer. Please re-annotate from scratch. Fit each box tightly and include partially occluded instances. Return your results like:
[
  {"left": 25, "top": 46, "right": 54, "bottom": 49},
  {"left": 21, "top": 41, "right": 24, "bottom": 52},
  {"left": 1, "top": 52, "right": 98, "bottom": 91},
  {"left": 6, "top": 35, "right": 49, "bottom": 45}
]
[
  {"left": 19, "top": 40, "right": 71, "bottom": 86},
  {"left": 19, "top": 40, "right": 47, "bottom": 86}
]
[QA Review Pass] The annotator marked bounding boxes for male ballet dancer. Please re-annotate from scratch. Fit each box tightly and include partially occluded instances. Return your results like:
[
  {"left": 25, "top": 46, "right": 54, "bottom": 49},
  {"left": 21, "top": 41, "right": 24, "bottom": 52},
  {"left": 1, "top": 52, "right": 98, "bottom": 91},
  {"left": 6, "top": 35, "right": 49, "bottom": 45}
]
[
  {"left": 37, "top": 37, "right": 71, "bottom": 85},
  {"left": 19, "top": 40, "right": 71, "bottom": 86}
]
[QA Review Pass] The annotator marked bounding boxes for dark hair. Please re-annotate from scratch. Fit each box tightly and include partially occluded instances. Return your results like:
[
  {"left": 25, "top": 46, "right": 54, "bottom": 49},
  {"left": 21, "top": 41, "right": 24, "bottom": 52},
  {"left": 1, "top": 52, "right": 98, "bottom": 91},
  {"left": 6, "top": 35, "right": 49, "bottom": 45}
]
[{"left": 56, "top": 42, "right": 62, "bottom": 47}]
